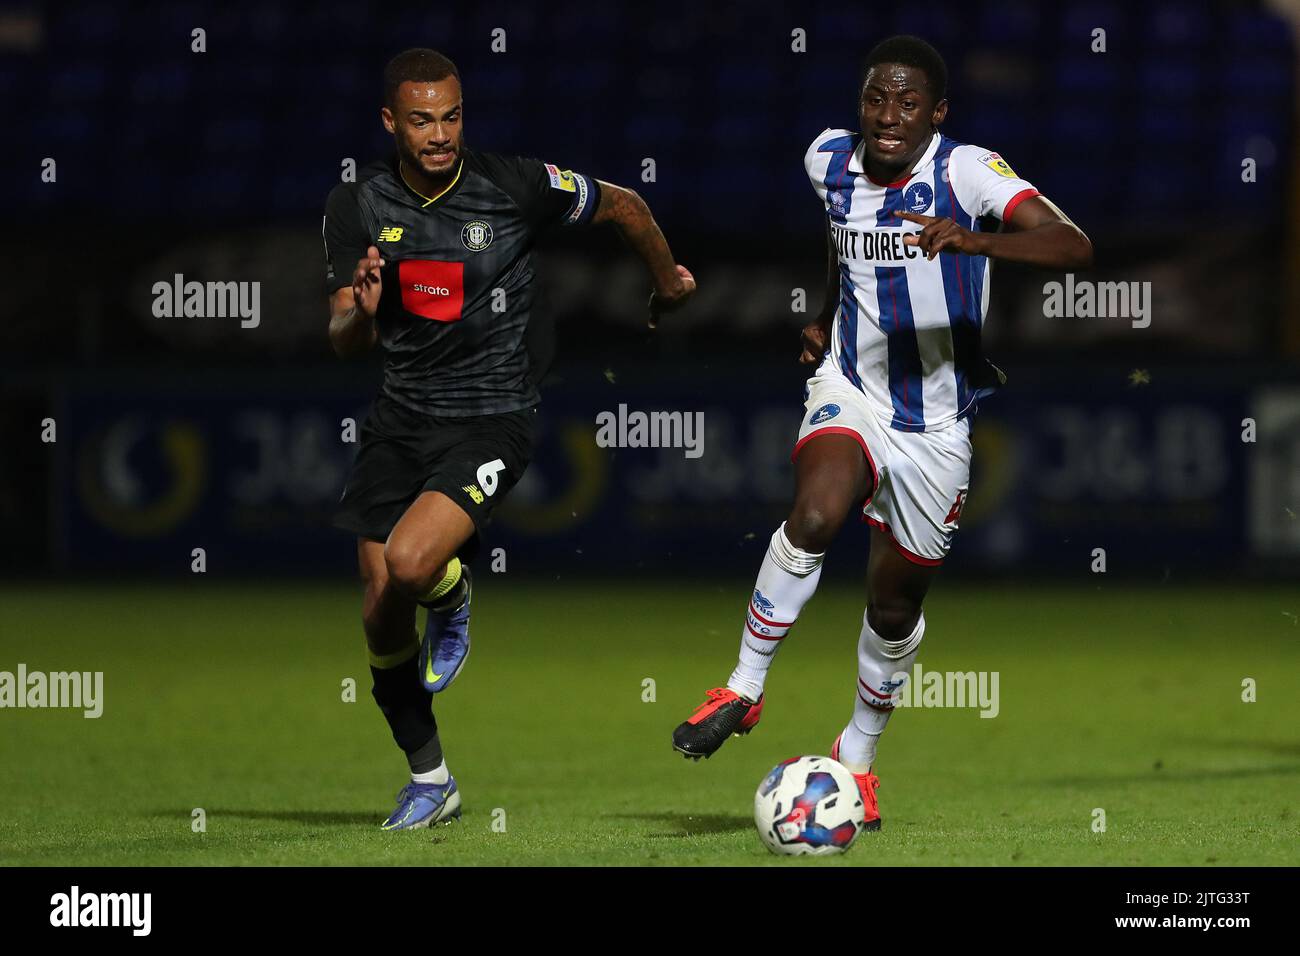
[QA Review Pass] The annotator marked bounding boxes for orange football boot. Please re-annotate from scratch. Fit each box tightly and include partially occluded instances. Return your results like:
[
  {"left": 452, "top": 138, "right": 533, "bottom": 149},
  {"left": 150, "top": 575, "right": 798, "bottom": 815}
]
[{"left": 831, "top": 732, "right": 882, "bottom": 831}]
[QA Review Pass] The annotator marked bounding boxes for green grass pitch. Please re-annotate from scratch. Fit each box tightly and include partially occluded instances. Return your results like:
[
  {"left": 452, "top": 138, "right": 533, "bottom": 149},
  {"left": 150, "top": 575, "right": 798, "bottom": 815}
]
[{"left": 0, "top": 579, "right": 1296, "bottom": 866}]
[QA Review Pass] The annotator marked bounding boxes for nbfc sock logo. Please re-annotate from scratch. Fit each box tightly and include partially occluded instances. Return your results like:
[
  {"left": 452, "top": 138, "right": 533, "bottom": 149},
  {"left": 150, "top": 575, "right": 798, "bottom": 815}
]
[{"left": 399, "top": 259, "right": 465, "bottom": 322}]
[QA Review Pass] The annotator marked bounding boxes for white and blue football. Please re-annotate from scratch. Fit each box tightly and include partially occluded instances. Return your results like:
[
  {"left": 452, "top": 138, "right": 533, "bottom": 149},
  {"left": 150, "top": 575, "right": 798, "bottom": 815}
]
[{"left": 754, "top": 755, "right": 865, "bottom": 856}]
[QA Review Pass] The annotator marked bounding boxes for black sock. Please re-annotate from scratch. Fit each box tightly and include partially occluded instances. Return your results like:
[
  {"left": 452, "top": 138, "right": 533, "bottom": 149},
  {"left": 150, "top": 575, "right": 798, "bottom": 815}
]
[{"left": 370, "top": 656, "right": 443, "bottom": 774}]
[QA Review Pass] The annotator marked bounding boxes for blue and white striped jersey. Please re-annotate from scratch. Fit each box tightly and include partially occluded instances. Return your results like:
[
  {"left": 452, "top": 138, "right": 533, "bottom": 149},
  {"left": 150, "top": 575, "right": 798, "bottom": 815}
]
[{"left": 805, "top": 128, "right": 1039, "bottom": 432}]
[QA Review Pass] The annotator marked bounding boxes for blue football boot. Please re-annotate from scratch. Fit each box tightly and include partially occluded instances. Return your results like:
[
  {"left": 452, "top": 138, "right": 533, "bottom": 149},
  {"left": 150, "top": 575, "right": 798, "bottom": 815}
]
[{"left": 379, "top": 778, "right": 462, "bottom": 831}]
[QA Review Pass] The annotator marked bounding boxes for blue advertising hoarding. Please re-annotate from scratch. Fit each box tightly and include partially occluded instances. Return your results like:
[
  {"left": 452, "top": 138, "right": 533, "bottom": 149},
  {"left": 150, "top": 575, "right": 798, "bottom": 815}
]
[{"left": 51, "top": 363, "right": 1271, "bottom": 577}]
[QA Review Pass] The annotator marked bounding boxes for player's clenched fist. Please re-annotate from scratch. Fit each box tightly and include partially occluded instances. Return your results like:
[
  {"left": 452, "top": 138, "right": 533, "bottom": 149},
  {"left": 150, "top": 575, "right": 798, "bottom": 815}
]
[
  {"left": 647, "top": 264, "right": 696, "bottom": 329},
  {"left": 352, "top": 245, "right": 386, "bottom": 319},
  {"left": 799, "top": 321, "right": 831, "bottom": 365},
  {"left": 895, "top": 210, "right": 986, "bottom": 259}
]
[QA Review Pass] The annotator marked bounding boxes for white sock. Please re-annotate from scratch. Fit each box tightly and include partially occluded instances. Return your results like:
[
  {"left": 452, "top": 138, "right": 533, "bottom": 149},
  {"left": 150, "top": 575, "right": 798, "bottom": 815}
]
[
  {"left": 412, "top": 760, "right": 449, "bottom": 785},
  {"left": 726, "top": 523, "right": 825, "bottom": 702},
  {"left": 837, "top": 610, "right": 925, "bottom": 773}
]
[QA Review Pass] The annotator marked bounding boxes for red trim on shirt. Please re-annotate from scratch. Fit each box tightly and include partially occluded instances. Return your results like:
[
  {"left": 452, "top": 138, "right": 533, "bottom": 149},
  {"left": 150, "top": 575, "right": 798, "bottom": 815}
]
[
  {"left": 1001, "top": 187, "right": 1040, "bottom": 223},
  {"left": 865, "top": 171, "right": 912, "bottom": 188}
]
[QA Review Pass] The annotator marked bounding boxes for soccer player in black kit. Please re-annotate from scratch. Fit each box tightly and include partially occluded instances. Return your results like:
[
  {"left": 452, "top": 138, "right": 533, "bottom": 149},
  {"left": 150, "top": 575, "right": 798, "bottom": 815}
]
[{"left": 323, "top": 49, "right": 695, "bottom": 830}]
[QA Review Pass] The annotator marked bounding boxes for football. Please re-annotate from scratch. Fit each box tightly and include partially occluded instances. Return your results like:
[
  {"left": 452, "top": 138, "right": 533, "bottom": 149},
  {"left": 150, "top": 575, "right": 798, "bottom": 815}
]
[{"left": 753, "top": 755, "right": 866, "bottom": 856}]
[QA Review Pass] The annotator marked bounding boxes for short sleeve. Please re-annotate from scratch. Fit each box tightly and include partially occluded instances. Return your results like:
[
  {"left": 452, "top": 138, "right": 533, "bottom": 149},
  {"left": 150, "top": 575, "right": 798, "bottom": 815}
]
[
  {"left": 323, "top": 184, "right": 368, "bottom": 293},
  {"left": 804, "top": 127, "right": 856, "bottom": 192},
  {"left": 804, "top": 128, "right": 832, "bottom": 184},
  {"left": 949, "top": 145, "right": 1039, "bottom": 223},
  {"left": 475, "top": 153, "right": 601, "bottom": 232}
]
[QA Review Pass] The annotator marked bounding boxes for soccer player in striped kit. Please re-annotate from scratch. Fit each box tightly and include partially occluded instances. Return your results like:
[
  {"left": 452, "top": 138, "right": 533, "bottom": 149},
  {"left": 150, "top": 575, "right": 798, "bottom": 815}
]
[{"left": 673, "top": 36, "right": 1092, "bottom": 829}]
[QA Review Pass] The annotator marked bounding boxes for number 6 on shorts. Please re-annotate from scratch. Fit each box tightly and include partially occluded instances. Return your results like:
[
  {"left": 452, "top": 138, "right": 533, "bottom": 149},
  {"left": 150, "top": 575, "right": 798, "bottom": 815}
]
[{"left": 476, "top": 458, "right": 506, "bottom": 497}]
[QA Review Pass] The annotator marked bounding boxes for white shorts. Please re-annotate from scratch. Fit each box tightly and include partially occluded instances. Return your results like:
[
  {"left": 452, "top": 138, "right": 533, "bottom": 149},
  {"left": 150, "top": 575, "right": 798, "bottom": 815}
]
[{"left": 792, "top": 365, "right": 972, "bottom": 565}]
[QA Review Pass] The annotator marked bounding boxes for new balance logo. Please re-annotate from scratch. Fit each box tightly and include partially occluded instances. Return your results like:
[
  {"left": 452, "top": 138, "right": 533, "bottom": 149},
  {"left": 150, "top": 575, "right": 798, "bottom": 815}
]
[
  {"left": 462, "top": 484, "right": 484, "bottom": 504},
  {"left": 378, "top": 226, "right": 404, "bottom": 242}
]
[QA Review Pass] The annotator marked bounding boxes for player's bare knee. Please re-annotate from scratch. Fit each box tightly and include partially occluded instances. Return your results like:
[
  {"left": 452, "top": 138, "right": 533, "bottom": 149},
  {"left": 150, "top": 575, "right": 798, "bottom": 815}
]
[
  {"left": 867, "top": 601, "right": 921, "bottom": 642},
  {"left": 383, "top": 541, "right": 443, "bottom": 597},
  {"left": 786, "top": 501, "right": 846, "bottom": 552}
]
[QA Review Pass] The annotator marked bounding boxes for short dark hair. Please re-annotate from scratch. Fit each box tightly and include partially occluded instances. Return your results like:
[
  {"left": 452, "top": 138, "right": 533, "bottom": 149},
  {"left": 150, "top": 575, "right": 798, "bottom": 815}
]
[
  {"left": 383, "top": 48, "right": 461, "bottom": 108},
  {"left": 862, "top": 35, "right": 947, "bottom": 102}
]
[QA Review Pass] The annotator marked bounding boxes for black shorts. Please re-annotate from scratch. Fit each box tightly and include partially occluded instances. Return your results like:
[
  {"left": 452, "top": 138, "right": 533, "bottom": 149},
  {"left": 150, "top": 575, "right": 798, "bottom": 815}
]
[{"left": 333, "top": 393, "right": 537, "bottom": 549}]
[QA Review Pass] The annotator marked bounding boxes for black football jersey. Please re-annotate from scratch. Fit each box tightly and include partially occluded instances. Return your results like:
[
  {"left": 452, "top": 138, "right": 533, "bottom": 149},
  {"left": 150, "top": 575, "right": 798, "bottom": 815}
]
[{"left": 323, "top": 149, "right": 600, "bottom": 416}]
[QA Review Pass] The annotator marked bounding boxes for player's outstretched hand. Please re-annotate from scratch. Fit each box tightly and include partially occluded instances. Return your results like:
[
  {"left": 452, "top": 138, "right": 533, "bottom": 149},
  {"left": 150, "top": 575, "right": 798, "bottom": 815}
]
[
  {"left": 647, "top": 264, "right": 696, "bottom": 329},
  {"left": 352, "top": 245, "right": 386, "bottom": 319},
  {"left": 799, "top": 321, "right": 831, "bottom": 365},
  {"left": 895, "top": 210, "right": 986, "bottom": 259}
]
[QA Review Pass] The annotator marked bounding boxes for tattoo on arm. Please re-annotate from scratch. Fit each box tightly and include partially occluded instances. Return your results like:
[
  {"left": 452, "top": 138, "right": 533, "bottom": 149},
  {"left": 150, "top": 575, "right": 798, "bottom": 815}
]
[
  {"left": 591, "top": 180, "right": 679, "bottom": 292},
  {"left": 592, "top": 181, "right": 644, "bottom": 226}
]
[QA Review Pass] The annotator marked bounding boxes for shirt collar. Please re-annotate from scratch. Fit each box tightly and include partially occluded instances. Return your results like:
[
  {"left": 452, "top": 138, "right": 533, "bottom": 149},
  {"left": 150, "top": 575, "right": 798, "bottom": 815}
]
[
  {"left": 395, "top": 154, "right": 465, "bottom": 208},
  {"left": 848, "top": 131, "right": 940, "bottom": 186}
]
